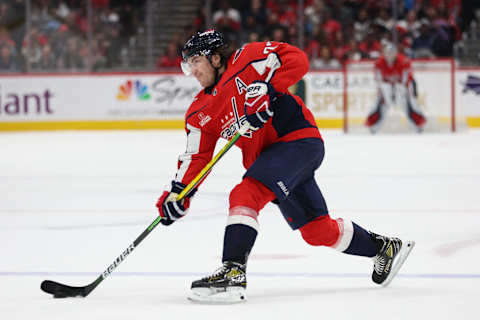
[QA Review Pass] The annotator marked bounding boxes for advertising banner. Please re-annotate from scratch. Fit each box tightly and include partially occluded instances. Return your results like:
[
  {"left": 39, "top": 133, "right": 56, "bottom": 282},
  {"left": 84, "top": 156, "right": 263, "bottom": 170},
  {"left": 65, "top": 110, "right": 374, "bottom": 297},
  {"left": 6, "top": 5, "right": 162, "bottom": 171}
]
[
  {"left": 0, "top": 74, "right": 201, "bottom": 122},
  {"left": 457, "top": 70, "right": 480, "bottom": 117},
  {"left": 1, "top": 68, "right": 479, "bottom": 130}
]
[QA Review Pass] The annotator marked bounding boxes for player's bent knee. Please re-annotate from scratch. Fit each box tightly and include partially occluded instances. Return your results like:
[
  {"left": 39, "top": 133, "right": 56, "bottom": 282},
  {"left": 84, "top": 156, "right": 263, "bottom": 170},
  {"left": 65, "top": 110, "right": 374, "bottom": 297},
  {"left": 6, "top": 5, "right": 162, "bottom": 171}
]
[
  {"left": 299, "top": 215, "right": 340, "bottom": 247},
  {"left": 229, "top": 177, "right": 275, "bottom": 212}
]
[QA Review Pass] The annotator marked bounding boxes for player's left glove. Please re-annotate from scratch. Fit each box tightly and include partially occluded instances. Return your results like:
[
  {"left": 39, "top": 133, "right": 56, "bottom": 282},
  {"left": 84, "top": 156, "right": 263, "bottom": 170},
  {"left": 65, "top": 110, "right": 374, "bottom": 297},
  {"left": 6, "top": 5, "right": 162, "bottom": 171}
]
[
  {"left": 156, "top": 181, "right": 196, "bottom": 226},
  {"left": 244, "top": 81, "right": 277, "bottom": 130}
]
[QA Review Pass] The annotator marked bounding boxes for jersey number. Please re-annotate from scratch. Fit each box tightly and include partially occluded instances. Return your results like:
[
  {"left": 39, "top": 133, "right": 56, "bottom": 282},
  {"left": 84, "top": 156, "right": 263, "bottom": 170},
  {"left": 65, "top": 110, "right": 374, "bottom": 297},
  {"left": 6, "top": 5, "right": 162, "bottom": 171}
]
[{"left": 263, "top": 41, "right": 278, "bottom": 55}]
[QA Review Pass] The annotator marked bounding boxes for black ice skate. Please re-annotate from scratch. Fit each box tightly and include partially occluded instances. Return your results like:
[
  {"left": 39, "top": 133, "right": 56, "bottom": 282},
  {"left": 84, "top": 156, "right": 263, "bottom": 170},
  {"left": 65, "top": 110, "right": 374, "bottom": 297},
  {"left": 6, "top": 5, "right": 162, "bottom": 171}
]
[
  {"left": 371, "top": 233, "right": 415, "bottom": 287},
  {"left": 188, "top": 261, "right": 247, "bottom": 303}
]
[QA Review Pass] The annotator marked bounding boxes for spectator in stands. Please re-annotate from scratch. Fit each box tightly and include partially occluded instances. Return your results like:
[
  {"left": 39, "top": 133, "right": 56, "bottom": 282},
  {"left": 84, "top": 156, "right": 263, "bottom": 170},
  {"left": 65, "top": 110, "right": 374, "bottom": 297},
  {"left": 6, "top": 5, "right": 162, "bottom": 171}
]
[
  {"left": 23, "top": 29, "right": 43, "bottom": 70},
  {"left": 271, "top": 26, "right": 288, "bottom": 43},
  {"left": 56, "top": 1, "right": 70, "bottom": 18},
  {"left": 0, "top": 27, "right": 15, "bottom": 53},
  {"left": 331, "top": 29, "right": 350, "bottom": 62},
  {"left": 34, "top": 43, "right": 57, "bottom": 70},
  {"left": 346, "top": 38, "right": 367, "bottom": 61},
  {"left": 104, "top": 26, "right": 123, "bottom": 68},
  {"left": 304, "top": 0, "right": 327, "bottom": 35},
  {"left": 287, "top": 24, "right": 299, "bottom": 47},
  {"left": 193, "top": 7, "right": 206, "bottom": 30},
  {"left": 397, "top": 37, "right": 413, "bottom": 58},
  {"left": 402, "top": 10, "right": 422, "bottom": 39},
  {"left": 242, "top": 0, "right": 268, "bottom": 28},
  {"left": 118, "top": 3, "right": 138, "bottom": 43},
  {"left": 213, "top": 0, "right": 241, "bottom": 45},
  {"left": 0, "top": 44, "right": 18, "bottom": 71},
  {"left": 330, "top": 0, "right": 355, "bottom": 26},
  {"left": 311, "top": 45, "right": 341, "bottom": 69},
  {"left": 263, "top": 11, "right": 283, "bottom": 40},
  {"left": 375, "top": 8, "right": 395, "bottom": 32},
  {"left": 321, "top": 9, "right": 342, "bottom": 42},
  {"left": 91, "top": 38, "right": 107, "bottom": 71},
  {"left": 169, "top": 32, "right": 184, "bottom": 57},
  {"left": 0, "top": 2, "right": 9, "bottom": 25},
  {"left": 470, "top": 9, "right": 480, "bottom": 39},
  {"left": 213, "top": 0, "right": 241, "bottom": 31},
  {"left": 359, "top": 31, "right": 382, "bottom": 58},
  {"left": 241, "top": 13, "right": 264, "bottom": 44},
  {"left": 276, "top": 0, "right": 296, "bottom": 27},
  {"left": 411, "top": 19, "right": 434, "bottom": 57},
  {"left": 156, "top": 42, "right": 182, "bottom": 69},
  {"left": 2, "top": 0, "right": 25, "bottom": 56},
  {"left": 59, "top": 37, "right": 85, "bottom": 70},
  {"left": 305, "top": 24, "right": 327, "bottom": 60},
  {"left": 247, "top": 31, "right": 260, "bottom": 43},
  {"left": 353, "top": 8, "right": 371, "bottom": 42}
]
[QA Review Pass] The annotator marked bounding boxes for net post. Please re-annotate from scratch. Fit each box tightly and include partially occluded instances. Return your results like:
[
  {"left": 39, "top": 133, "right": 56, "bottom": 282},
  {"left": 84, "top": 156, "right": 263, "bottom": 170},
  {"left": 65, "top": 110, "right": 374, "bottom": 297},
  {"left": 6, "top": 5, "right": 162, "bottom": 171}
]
[
  {"left": 343, "top": 60, "right": 348, "bottom": 133},
  {"left": 451, "top": 58, "right": 456, "bottom": 132}
]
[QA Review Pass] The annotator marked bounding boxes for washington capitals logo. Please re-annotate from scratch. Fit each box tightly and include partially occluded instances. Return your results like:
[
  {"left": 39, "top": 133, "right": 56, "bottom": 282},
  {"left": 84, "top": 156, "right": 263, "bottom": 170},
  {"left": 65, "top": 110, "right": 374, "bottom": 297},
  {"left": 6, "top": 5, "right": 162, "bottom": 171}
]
[
  {"left": 462, "top": 75, "right": 480, "bottom": 95},
  {"left": 220, "top": 97, "right": 252, "bottom": 139}
]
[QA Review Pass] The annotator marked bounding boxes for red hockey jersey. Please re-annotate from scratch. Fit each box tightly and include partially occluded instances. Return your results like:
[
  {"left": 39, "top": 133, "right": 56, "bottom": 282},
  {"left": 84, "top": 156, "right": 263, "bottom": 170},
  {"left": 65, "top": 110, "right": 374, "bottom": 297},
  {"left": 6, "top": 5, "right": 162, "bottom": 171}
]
[
  {"left": 174, "top": 41, "right": 322, "bottom": 187},
  {"left": 374, "top": 53, "right": 413, "bottom": 85}
]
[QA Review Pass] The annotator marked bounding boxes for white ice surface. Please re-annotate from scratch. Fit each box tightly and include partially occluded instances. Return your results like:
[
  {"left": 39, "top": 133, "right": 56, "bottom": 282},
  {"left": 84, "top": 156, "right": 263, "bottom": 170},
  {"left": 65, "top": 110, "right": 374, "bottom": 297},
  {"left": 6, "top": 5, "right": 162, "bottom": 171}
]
[{"left": 1, "top": 129, "right": 479, "bottom": 320}]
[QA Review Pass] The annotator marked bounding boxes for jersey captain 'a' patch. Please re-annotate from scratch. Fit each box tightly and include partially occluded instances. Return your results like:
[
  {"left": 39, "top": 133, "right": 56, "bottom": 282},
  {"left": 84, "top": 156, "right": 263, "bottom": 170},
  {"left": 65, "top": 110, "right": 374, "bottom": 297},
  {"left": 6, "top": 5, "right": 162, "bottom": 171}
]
[{"left": 235, "top": 77, "right": 248, "bottom": 95}]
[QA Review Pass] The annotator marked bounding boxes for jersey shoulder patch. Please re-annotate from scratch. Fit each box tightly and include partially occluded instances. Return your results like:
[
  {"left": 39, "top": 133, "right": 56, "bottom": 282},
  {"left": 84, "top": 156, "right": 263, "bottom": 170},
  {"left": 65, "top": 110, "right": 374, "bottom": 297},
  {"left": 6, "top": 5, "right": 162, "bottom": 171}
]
[{"left": 185, "top": 91, "right": 210, "bottom": 122}]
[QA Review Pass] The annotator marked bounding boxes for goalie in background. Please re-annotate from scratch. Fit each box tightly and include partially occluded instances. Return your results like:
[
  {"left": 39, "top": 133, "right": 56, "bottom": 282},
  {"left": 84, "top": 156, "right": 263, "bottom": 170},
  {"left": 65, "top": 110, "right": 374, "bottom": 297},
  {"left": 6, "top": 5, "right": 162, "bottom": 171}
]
[{"left": 365, "top": 44, "right": 426, "bottom": 133}]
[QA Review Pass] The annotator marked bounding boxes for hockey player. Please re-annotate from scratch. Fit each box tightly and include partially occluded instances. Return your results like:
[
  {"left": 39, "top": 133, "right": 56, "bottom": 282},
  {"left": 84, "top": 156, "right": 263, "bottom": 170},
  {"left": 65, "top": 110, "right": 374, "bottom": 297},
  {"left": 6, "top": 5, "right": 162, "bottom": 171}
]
[
  {"left": 366, "top": 44, "right": 426, "bottom": 133},
  {"left": 156, "top": 30, "right": 415, "bottom": 303}
]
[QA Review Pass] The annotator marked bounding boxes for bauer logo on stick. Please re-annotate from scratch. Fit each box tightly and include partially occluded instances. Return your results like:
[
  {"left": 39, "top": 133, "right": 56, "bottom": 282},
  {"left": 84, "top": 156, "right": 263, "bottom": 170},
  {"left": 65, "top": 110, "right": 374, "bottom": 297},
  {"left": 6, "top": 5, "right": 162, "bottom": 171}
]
[{"left": 102, "top": 243, "right": 135, "bottom": 279}]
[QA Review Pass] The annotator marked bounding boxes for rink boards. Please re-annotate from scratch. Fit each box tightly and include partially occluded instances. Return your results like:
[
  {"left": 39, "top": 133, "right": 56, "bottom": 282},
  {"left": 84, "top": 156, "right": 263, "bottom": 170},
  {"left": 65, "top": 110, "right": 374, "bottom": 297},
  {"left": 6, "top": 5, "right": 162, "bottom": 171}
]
[{"left": 0, "top": 67, "right": 479, "bottom": 131}]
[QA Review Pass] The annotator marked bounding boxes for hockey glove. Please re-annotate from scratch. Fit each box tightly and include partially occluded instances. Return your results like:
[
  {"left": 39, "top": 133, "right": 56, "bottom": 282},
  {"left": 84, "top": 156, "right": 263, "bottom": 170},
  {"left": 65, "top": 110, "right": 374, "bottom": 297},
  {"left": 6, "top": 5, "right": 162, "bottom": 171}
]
[
  {"left": 244, "top": 81, "right": 277, "bottom": 130},
  {"left": 156, "top": 181, "right": 196, "bottom": 226}
]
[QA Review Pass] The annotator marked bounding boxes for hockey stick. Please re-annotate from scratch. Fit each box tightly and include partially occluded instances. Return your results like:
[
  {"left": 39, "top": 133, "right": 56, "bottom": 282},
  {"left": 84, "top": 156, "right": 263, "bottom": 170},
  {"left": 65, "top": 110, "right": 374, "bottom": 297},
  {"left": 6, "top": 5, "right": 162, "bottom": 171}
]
[{"left": 40, "top": 123, "right": 251, "bottom": 298}]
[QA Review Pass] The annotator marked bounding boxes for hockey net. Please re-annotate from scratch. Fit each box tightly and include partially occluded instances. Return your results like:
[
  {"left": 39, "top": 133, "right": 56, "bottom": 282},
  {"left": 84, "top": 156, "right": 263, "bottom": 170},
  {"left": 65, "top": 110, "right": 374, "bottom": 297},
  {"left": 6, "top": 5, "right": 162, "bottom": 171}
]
[{"left": 343, "top": 58, "right": 465, "bottom": 133}]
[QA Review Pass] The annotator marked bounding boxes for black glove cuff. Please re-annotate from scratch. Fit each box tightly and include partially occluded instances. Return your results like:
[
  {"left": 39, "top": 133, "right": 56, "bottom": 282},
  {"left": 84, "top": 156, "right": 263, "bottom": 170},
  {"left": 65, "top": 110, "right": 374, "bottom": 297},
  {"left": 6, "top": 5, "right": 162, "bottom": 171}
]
[{"left": 171, "top": 181, "right": 197, "bottom": 198}]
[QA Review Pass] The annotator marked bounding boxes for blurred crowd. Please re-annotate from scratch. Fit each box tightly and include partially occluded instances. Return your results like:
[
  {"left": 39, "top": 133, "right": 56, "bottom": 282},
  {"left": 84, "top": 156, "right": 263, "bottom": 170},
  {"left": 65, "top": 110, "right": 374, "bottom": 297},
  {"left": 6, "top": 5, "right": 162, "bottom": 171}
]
[
  {"left": 168, "top": 0, "right": 465, "bottom": 70},
  {"left": 1, "top": 0, "right": 480, "bottom": 72},
  {"left": 159, "top": 0, "right": 480, "bottom": 70},
  {"left": 0, "top": 0, "right": 144, "bottom": 72}
]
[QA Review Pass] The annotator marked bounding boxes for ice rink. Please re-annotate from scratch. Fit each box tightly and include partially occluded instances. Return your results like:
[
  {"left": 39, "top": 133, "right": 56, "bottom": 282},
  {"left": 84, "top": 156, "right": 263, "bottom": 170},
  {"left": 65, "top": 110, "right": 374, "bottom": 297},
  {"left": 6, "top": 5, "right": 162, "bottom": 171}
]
[{"left": 1, "top": 129, "right": 479, "bottom": 319}]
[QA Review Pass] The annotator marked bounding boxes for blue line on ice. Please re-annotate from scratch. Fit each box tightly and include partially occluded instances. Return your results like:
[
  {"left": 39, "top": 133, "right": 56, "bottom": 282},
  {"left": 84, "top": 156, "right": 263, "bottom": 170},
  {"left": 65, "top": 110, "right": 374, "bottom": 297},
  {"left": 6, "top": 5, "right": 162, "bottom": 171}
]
[{"left": 1, "top": 271, "right": 479, "bottom": 279}]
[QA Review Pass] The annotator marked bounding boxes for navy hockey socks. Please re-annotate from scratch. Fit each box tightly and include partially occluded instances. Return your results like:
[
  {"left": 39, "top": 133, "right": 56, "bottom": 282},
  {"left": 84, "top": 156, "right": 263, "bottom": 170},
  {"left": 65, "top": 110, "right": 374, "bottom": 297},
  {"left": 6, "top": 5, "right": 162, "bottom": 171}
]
[
  {"left": 343, "top": 222, "right": 378, "bottom": 257},
  {"left": 222, "top": 224, "right": 258, "bottom": 265}
]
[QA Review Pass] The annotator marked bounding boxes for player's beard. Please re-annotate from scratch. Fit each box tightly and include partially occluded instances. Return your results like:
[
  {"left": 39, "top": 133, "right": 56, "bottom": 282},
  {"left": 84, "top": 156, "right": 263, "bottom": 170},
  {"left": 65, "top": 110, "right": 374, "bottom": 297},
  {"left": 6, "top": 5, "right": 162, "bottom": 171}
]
[{"left": 196, "top": 72, "right": 215, "bottom": 88}]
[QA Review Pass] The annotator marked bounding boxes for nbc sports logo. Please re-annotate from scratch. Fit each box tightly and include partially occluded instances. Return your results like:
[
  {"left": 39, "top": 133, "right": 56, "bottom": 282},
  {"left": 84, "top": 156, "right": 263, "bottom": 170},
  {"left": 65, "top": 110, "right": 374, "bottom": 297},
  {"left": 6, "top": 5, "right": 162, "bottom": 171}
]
[{"left": 116, "top": 80, "right": 151, "bottom": 101}]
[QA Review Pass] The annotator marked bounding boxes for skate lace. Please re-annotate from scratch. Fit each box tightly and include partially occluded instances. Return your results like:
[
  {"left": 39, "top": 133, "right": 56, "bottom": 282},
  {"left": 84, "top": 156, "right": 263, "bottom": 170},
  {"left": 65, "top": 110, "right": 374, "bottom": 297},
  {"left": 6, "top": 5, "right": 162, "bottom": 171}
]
[
  {"left": 200, "top": 264, "right": 229, "bottom": 281},
  {"left": 373, "top": 255, "right": 386, "bottom": 274}
]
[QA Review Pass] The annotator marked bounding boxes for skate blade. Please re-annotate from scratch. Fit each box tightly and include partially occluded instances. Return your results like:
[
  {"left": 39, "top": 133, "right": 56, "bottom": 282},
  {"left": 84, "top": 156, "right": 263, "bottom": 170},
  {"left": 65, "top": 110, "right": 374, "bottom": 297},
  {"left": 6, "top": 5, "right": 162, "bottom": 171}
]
[
  {"left": 382, "top": 240, "right": 415, "bottom": 287},
  {"left": 188, "top": 287, "right": 246, "bottom": 304}
]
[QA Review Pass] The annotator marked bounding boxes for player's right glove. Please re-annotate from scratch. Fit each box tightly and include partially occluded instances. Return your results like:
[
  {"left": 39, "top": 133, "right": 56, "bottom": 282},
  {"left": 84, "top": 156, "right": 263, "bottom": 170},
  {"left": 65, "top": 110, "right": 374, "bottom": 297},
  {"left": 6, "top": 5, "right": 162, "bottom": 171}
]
[
  {"left": 244, "top": 81, "right": 277, "bottom": 130},
  {"left": 156, "top": 181, "right": 196, "bottom": 226}
]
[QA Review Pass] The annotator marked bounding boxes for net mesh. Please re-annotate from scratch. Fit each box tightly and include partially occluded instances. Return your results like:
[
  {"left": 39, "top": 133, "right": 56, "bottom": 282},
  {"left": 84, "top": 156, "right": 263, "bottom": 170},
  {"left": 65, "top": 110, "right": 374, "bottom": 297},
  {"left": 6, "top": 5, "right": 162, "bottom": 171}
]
[{"left": 343, "top": 59, "right": 464, "bottom": 133}]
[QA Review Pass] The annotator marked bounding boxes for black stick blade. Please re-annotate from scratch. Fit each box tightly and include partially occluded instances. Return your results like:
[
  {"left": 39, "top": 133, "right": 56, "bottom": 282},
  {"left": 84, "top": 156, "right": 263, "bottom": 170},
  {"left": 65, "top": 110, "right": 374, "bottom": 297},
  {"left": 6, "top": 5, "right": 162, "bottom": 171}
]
[{"left": 41, "top": 280, "right": 87, "bottom": 298}]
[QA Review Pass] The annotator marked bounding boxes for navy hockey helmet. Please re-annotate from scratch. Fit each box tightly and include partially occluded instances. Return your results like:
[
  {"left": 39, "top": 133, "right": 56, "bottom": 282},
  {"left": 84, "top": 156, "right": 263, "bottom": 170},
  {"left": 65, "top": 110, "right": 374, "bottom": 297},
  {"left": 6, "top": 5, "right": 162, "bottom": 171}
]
[{"left": 181, "top": 29, "right": 226, "bottom": 75}]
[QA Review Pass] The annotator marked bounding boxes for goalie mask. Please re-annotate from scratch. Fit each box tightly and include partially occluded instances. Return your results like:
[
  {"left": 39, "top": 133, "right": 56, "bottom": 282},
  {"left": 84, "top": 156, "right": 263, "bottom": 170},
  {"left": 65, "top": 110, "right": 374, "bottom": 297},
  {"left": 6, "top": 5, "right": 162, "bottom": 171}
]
[
  {"left": 384, "top": 44, "right": 398, "bottom": 66},
  {"left": 181, "top": 30, "right": 227, "bottom": 76}
]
